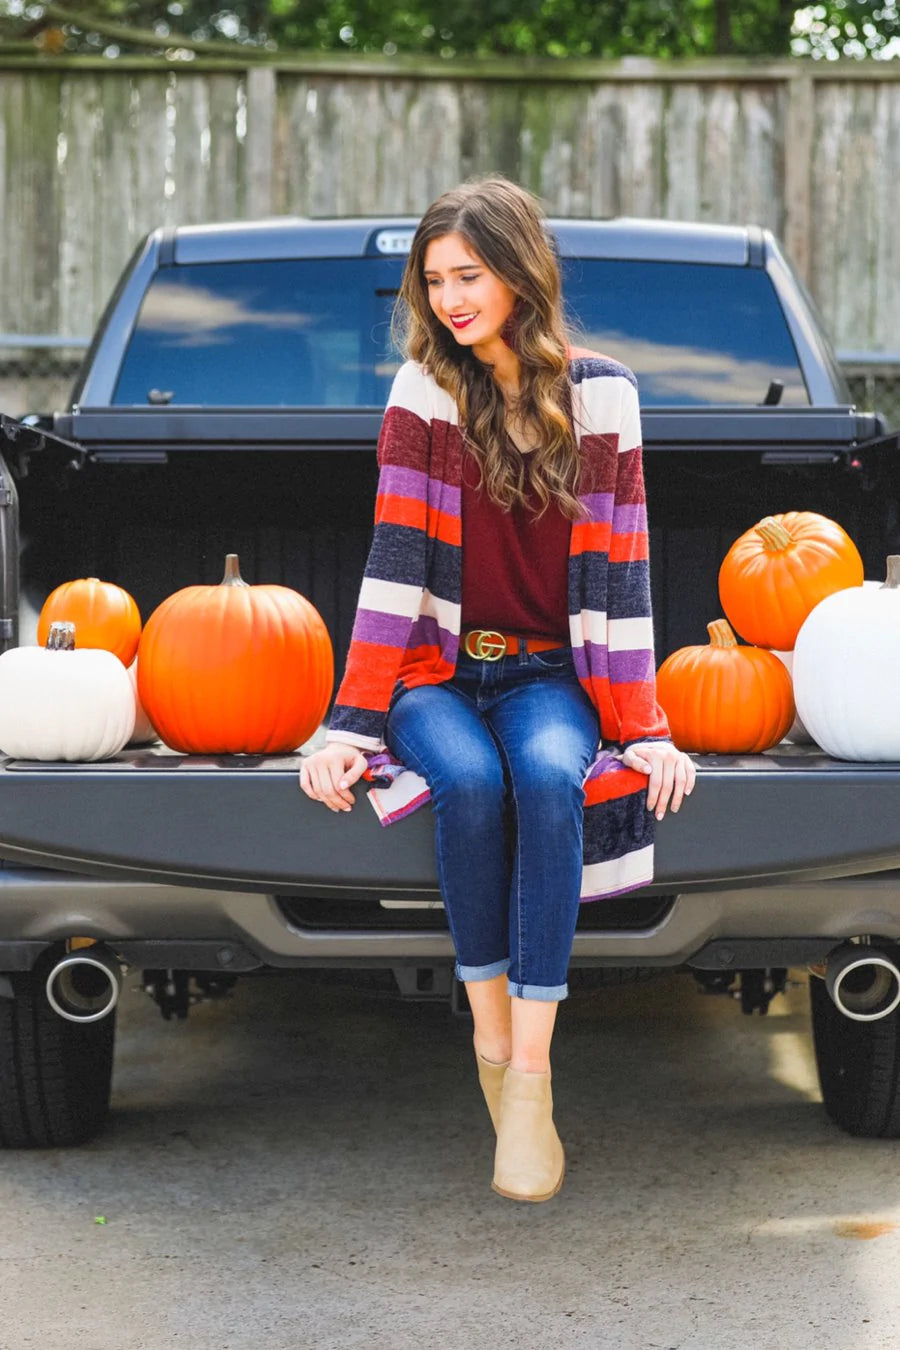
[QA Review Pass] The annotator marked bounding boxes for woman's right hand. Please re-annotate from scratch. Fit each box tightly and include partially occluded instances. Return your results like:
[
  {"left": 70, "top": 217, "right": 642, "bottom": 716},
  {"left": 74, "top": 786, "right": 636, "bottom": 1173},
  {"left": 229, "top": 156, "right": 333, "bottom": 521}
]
[{"left": 299, "top": 743, "right": 368, "bottom": 812}]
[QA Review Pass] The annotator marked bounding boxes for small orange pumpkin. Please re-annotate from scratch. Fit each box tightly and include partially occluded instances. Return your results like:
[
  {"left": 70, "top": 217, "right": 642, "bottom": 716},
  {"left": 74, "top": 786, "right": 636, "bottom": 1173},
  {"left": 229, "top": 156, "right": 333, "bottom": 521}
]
[
  {"left": 656, "top": 619, "right": 795, "bottom": 753},
  {"left": 37, "top": 577, "right": 141, "bottom": 666},
  {"left": 718, "top": 511, "right": 863, "bottom": 651},
  {"left": 137, "top": 554, "right": 333, "bottom": 754}
]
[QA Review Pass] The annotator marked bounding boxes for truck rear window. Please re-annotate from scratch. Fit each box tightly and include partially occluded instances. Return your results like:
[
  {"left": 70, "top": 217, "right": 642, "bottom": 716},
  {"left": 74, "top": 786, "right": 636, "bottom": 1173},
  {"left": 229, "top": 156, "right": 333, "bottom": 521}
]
[{"left": 112, "top": 256, "right": 808, "bottom": 408}]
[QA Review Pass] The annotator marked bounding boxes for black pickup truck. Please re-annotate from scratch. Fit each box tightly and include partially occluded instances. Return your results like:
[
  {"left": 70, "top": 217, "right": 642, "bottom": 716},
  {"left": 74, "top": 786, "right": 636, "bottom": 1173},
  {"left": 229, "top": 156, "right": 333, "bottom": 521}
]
[{"left": 2, "top": 215, "right": 900, "bottom": 1148}]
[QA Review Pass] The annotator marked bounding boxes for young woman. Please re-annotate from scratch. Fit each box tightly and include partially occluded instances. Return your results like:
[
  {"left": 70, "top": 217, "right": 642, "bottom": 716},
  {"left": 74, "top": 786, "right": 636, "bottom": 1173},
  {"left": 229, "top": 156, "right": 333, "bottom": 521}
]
[{"left": 300, "top": 174, "right": 695, "bottom": 1203}]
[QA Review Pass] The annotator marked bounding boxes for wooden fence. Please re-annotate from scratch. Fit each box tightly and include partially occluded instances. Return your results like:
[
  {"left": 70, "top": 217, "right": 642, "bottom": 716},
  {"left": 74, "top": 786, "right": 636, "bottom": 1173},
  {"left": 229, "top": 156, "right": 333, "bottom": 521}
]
[{"left": 1, "top": 55, "right": 899, "bottom": 353}]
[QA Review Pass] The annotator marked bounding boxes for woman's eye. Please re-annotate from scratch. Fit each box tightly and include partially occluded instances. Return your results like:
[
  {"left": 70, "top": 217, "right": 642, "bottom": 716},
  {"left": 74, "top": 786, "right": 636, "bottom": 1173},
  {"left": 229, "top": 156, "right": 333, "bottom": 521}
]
[{"left": 461, "top": 274, "right": 479, "bottom": 283}]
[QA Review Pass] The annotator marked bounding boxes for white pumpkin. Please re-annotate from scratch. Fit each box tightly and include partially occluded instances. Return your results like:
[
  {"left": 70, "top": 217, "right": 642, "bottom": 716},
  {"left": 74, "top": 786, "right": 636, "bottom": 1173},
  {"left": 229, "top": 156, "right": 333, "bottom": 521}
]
[
  {"left": 0, "top": 623, "right": 135, "bottom": 761},
  {"left": 127, "top": 659, "right": 159, "bottom": 745},
  {"left": 793, "top": 559, "right": 900, "bottom": 760},
  {"left": 771, "top": 649, "right": 814, "bottom": 744}
]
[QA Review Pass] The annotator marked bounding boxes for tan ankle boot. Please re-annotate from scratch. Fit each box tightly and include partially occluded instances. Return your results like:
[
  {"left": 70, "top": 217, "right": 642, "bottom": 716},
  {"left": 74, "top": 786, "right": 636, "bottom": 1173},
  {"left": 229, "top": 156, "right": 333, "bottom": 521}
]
[
  {"left": 492, "top": 1067, "right": 565, "bottom": 1202},
  {"left": 475, "top": 1050, "right": 510, "bottom": 1134}
]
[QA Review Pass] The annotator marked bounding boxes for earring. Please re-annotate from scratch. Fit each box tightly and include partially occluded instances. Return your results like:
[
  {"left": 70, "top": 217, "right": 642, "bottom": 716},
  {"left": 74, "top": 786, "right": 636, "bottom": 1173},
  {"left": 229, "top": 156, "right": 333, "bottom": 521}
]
[{"left": 500, "top": 297, "right": 524, "bottom": 346}]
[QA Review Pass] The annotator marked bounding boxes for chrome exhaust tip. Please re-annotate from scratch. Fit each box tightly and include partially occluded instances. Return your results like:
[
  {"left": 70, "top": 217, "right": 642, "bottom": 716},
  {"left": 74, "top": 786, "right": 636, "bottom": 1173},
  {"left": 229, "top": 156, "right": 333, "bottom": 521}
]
[
  {"left": 824, "top": 943, "right": 900, "bottom": 1023},
  {"left": 45, "top": 946, "right": 121, "bottom": 1023}
]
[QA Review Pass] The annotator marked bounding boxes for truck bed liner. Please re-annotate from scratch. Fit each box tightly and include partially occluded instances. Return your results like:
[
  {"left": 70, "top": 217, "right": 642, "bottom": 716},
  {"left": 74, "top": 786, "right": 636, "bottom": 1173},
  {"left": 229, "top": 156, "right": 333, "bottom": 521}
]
[{"left": 1, "top": 746, "right": 898, "bottom": 896}]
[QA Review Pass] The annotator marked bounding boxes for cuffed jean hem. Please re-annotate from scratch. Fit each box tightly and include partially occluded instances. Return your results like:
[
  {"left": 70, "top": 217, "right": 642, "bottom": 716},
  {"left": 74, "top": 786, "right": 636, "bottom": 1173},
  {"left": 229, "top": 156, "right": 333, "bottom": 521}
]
[
  {"left": 455, "top": 957, "right": 511, "bottom": 982},
  {"left": 508, "top": 980, "right": 568, "bottom": 1002}
]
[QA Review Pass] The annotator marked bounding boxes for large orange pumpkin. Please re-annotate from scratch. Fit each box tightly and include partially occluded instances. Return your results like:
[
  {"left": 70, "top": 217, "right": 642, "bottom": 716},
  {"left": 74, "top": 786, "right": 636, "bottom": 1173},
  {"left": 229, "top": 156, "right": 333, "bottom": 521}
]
[
  {"left": 718, "top": 511, "right": 863, "bottom": 651},
  {"left": 656, "top": 619, "right": 794, "bottom": 753},
  {"left": 137, "top": 555, "right": 333, "bottom": 754},
  {"left": 37, "top": 577, "right": 141, "bottom": 666}
]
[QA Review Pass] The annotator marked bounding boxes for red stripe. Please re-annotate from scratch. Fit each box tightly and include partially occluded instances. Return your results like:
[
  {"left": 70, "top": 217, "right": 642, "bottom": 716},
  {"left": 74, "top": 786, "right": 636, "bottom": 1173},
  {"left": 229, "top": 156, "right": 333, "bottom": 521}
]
[
  {"left": 427, "top": 507, "right": 461, "bottom": 547},
  {"left": 609, "top": 530, "right": 649, "bottom": 563},
  {"left": 376, "top": 406, "right": 431, "bottom": 470},
  {"left": 398, "top": 650, "right": 457, "bottom": 684},
  {"left": 335, "top": 643, "right": 405, "bottom": 709},
  {"left": 571, "top": 520, "right": 612, "bottom": 556},
  {"left": 611, "top": 447, "right": 645, "bottom": 502},
  {"left": 375, "top": 494, "right": 460, "bottom": 545},
  {"left": 584, "top": 767, "right": 648, "bottom": 805},
  {"left": 376, "top": 492, "right": 427, "bottom": 530}
]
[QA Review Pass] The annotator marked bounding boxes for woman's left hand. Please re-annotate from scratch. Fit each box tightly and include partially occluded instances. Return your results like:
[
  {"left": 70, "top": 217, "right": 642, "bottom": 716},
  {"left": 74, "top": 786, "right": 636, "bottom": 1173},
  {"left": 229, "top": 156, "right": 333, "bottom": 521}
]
[{"left": 622, "top": 741, "right": 696, "bottom": 820}]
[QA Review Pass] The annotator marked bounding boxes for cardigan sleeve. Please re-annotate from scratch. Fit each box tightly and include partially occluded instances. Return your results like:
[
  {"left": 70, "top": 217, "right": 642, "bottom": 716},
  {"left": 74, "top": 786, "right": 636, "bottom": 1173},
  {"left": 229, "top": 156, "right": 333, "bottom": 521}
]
[
  {"left": 325, "top": 362, "right": 430, "bottom": 753},
  {"left": 607, "top": 376, "right": 672, "bottom": 748}
]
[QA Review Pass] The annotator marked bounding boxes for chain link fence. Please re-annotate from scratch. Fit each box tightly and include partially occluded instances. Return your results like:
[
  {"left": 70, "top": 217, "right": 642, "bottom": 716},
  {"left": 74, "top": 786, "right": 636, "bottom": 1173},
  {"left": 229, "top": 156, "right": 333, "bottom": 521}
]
[
  {"left": 841, "top": 361, "right": 900, "bottom": 429},
  {"left": 0, "top": 341, "right": 88, "bottom": 420},
  {"left": 2, "top": 340, "right": 900, "bottom": 427}
]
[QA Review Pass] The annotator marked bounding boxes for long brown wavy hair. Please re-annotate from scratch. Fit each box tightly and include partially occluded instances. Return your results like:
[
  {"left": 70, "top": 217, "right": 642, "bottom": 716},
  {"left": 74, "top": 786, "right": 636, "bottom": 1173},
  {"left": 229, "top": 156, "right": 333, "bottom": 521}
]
[{"left": 391, "top": 174, "right": 587, "bottom": 521}]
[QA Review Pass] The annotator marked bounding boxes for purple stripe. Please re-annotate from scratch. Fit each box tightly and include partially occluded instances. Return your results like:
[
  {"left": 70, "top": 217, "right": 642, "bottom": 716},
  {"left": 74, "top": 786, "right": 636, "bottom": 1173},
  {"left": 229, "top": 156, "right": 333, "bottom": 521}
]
[
  {"left": 572, "top": 643, "right": 592, "bottom": 681},
  {"left": 611, "top": 502, "right": 647, "bottom": 535},
  {"left": 378, "top": 464, "right": 460, "bottom": 516},
  {"left": 571, "top": 642, "right": 654, "bottom": 684},
  {"left": 407, "top": 614, "right": 456, "bottom": 659},
  {"left": 378, "top": 464, "right": 428, "bottom": 500},
  {"left": 579, "top": 491, "right": 614, "bottom": 522},
  {"left": 609, "top": 647, "right": 655, "bottom": 683},
  {"left": 351, "top": 608, "right": 413, "bottom": 648},
  {"left": 583, "top": 748, "right": 629, "bottom": 782}
]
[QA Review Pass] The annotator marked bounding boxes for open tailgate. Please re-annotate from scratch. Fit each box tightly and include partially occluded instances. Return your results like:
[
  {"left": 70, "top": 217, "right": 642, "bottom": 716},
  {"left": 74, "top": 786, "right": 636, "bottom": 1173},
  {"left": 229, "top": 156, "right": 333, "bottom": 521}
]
[{"left": 1, "top": 747, "right": 899, "bottom": 896}]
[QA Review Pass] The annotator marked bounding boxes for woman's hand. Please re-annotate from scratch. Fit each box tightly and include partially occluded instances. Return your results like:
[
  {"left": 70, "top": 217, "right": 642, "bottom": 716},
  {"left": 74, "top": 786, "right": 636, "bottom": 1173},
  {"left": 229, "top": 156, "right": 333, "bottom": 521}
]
[
  {"left": 299, "top": 744, "right": 368, "bottom": 812},
  {"left": 621, "top": 741, "right": 696, "bottom": 820}
]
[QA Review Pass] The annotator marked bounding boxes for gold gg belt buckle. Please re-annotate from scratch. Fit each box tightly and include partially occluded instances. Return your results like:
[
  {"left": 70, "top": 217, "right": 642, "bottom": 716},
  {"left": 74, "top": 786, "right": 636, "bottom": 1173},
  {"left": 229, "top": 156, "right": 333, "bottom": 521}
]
[{"left": 464, "top": 629, "right": 507, "bottom": 661}]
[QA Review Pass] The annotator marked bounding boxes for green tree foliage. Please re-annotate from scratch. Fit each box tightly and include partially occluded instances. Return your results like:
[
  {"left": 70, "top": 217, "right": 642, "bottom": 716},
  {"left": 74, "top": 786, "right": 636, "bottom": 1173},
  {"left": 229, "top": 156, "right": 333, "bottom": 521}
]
[{"left": 2, "top": 0, "right": 899, "bottom": 60}]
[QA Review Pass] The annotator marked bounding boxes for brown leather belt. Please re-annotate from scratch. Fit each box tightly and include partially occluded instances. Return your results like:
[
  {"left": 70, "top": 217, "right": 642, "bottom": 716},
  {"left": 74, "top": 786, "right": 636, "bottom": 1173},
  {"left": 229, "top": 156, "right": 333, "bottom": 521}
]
[{"left": 461, "top": 628, "right": 567, "bottom": 662}]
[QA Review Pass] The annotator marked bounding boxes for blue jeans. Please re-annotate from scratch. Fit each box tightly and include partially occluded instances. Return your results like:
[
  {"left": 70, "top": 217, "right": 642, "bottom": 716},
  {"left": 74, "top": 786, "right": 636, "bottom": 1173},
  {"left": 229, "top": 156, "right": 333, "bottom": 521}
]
[{"left": 384, "top": 641, "right": 600, "bottom": 1001}]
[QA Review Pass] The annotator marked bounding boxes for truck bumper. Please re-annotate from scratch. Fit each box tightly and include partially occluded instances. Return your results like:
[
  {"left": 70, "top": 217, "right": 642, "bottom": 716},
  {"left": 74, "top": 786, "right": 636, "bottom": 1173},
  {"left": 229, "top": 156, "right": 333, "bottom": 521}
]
[{"left": 3, "top": 864, "right": 900, "bottom": 973}]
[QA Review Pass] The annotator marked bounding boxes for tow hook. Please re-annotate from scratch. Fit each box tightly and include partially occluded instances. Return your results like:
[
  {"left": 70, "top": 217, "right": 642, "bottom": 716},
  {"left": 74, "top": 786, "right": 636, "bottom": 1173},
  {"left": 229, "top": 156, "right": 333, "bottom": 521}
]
[{"left": 142, "top": 970, "right": 238, "bottom": 1021}]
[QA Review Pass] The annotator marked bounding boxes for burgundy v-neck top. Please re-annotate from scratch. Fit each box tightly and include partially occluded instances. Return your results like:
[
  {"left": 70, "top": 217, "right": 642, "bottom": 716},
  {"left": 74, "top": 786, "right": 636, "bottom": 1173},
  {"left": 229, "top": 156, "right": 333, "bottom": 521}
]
[{"left": 459, "top": 444, "right": 571, "bottom": 641}]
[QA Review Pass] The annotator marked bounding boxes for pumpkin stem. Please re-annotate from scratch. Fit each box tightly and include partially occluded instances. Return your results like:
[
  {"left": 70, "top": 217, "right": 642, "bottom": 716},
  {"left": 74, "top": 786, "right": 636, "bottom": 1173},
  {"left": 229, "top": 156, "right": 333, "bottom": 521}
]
[
  {"left": 46, "top": 621, "right": 75, "bottom": 651},
  {"left": 221, "top": 554, "right": 250, "bottom": 588},
  {"left": 882, "top": 556, "right": 900, "bottom": 589},
  {"left": 707, "top": 618, "right": 739, "bottom": 648},
  {"left": 754, "top": 517, "right": 793, "bottom": 551}
]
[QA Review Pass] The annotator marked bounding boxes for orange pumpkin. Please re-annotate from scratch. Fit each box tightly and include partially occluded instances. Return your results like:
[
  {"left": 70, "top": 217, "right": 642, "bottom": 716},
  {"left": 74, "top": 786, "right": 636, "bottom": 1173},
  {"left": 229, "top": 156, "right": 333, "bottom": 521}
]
[
  {"left": 656, "top": 619, "right": 795, "bottom": 753},
  {"left": 137, "top": 554, "right": 333, "bottom": 754},
  {"left": 37, "top": 577, "right": 141, "bottom": 666},
  {"left": 718, "top": 511, "right": 863, "bottom": 651}
]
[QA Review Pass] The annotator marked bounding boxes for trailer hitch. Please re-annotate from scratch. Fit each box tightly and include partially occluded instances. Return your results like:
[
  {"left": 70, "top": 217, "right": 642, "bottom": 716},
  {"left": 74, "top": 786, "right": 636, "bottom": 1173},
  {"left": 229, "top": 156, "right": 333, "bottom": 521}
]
[
  {"left": 693, "top": 967, "right": 789, "bottom": 1015},
  {"left": 142, "top": 969, "right": 238, "bottom": 1021}
]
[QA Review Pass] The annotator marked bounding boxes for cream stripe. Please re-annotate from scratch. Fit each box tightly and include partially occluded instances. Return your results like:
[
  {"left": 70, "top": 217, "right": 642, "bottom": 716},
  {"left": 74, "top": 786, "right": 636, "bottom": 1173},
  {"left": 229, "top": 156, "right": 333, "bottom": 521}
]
[
  {"left": 617, "top": 378, "right": 642, "bottom": 454},
  {"left": 367, "top": 770, "right": 431, "bottom": 823},
  {"left": 419, "top": 588, "right": 461, "bottom": 632},
  {"left": 325, "top": 730, "right": 386, "bottom": 753},
  {"left": 608, "top": 616, "right": 654, "bottom": 651},
  {"left": 580, "top": 844, "right": 654, "bottom": 899},
  {"left": 358, "top": 576, "right": 423, "bottom": 620},
  {"left": 388, "top": 360, "right": 460, "bottom": 426},
  {"left": 576, "top": 608, "right": 608, "bottom": 646},
  {"left": 386, "top": 360, "right": 432, "bottom": 423},
  {"left": 578, "top": 373, "right": 636, "bottom": 441}
]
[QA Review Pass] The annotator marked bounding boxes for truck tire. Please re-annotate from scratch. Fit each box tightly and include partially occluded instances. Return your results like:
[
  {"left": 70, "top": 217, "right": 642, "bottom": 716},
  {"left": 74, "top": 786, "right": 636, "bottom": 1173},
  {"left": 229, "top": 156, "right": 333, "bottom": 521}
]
[
  {"left": 0, "top": 966, "right": 116, "bottom": 1148},
  {"left": 810, "top": 975, "right": 900, "bottom": 1138}
]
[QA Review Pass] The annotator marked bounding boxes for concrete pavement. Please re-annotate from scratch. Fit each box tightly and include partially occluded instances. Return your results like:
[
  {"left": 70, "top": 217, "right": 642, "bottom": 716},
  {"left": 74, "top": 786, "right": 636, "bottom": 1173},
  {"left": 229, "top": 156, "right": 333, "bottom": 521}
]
[{"left": 0, "top": 968, "right": 897, "bottom": 1349}]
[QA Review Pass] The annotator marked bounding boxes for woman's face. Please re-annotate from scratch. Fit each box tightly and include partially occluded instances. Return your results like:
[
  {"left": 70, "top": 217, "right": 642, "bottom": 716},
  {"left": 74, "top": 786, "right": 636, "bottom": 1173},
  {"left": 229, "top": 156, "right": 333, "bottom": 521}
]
[{"left": 422, "top": 232, "right": 518, "bottom": 355}]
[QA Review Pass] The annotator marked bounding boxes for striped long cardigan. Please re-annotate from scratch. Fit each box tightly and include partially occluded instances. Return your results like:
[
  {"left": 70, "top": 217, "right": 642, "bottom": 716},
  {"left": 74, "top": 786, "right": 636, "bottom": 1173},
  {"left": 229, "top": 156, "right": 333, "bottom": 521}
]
[{"left": 325, "top": 352, "right": 671, "bottom": 900}]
